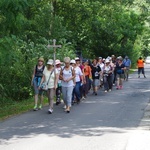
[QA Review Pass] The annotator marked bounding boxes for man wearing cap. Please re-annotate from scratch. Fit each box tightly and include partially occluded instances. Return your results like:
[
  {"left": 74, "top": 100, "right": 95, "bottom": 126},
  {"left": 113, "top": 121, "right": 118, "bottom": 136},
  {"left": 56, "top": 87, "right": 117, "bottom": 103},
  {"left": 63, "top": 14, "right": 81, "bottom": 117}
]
[
  {"left": 31, "top": 57, "right": 45, "bottom": 111},
  {"left": 123, "top": 56, "right": 131, "bottom": 81}
]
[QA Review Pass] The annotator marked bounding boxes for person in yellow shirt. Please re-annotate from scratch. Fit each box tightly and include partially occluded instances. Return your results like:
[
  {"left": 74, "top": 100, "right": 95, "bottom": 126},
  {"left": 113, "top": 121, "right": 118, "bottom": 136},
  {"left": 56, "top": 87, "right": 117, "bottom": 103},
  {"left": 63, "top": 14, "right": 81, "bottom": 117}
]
[{"left": 137, "top": 57, "right": 146, "bottom": 78}]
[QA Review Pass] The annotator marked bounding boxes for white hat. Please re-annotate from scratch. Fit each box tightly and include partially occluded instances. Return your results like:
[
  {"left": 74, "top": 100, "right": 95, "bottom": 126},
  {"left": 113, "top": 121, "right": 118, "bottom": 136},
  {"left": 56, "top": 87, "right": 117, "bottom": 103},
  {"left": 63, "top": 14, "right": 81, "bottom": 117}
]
[
  {"left": 47, "top": 59, "right": 53, "bottom": 65},
  {"left": 105, "top": 59, "right": 110, "bottom": 63},
  {"left": 70, "top": 59, "right": 76, "bottom": 64},
  {"left": 75, "top": 57, "right": 80, "bottom": 61},
  {"left": 55, "top": 59, "right": 61, "bottom": 65}
]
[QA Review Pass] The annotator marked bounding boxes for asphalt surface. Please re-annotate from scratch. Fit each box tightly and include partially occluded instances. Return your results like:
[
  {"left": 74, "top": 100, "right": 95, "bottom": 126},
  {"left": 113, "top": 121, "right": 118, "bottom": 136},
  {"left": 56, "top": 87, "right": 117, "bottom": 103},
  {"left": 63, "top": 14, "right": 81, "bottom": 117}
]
[{"left": 1, "top": 65, "right": 150, "bottom": 150}]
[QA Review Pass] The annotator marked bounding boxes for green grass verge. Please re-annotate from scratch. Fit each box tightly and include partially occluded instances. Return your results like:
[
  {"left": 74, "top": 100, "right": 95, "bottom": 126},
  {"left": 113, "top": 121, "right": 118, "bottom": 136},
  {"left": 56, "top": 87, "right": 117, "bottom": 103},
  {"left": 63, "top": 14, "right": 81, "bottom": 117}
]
[{"left": 0, "top": 97, "right": 49, "bottom": 121}]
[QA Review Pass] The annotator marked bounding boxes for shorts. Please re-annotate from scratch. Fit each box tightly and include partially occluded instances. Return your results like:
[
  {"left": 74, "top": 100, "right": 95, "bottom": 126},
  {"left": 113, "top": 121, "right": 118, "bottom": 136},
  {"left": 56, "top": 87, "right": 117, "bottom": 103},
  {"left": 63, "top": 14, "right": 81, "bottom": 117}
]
[
  {"left": 93, "top": 79, "right": 100, "bottom": 87},
  {"left": 116, "top": 74, "right": 124, "bottom": 79},
  {"left": 33, "top": 77, "right": 44, "bottom": 95}
]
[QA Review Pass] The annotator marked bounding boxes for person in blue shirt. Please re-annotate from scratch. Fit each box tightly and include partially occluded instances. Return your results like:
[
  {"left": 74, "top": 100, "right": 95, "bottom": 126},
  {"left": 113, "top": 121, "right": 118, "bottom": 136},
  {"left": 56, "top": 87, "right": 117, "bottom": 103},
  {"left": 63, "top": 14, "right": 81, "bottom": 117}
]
[{"left": 123, "top": 56, "right": 131, "bottom": 81}]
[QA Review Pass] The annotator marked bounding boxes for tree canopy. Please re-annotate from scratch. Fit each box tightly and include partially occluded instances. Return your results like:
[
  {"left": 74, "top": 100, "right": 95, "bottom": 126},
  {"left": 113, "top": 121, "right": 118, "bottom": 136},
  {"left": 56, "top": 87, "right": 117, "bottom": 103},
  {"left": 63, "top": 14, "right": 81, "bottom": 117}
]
[{"left": 0, "top": 0, "right": 149, "bottom": 101}]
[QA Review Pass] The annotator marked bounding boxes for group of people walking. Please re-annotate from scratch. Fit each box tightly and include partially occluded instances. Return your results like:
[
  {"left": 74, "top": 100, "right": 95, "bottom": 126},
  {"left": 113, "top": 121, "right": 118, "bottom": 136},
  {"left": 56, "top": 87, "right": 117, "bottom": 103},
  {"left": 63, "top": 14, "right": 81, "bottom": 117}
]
[{"left": 31, "top": 55, "right": 146, "bottom": 114}]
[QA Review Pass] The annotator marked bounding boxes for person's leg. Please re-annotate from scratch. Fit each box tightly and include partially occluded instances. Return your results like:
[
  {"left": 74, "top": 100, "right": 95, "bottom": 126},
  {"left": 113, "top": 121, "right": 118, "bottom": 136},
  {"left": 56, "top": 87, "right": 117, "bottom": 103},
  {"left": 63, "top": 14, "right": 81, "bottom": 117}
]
[
  {"left": 74, "top": 81, "right": 81, "bottom": 103},
  {"left": 113, "top": 71, "right": 117, "bottom": 85},
  {"left": 39, "top": 90, "right": 44, "bottom": 109},
  {"left": 72, "top": 87, "right": 75, "bottom": 104},
  {"left": 66, "top": 86, "right": 74, "bottom": 112},
  {"left": 86, "top": 76, "right": 90, "bottom": 95},
  {"left": 126, "top": 68, "right": 129, "bottom": 80},
  {"left": 56, "top": 86, "right": 61, "bottom": 105},
  {"left": 108, "top": 75, "right": 113, "bottom": 90},
  {"left": 47, "top": 89, "right": 54, "bottom": 113},
  {"left": 120, "top": 74, "right": 124, "bottom": 89},
  {"left": 116, "top": 74, "right": 120, "bottom": 89},
  {"left": 94, "top": 79, "right": 99, "bottom": 95},
  {"left": 138, "top": 68, "right": 141, "bottom": 77},
  {"left": 103, "top": 76, "right": 108, "bottom": 92},
  {"left": 62, "top": 87, "right": 67, "bottom": 106},
  {"left": 142, "top": 67, "right": 146, "bottom": 78},
  {"left": 33, "top": 78, "right": 39, "bottom": 110}
]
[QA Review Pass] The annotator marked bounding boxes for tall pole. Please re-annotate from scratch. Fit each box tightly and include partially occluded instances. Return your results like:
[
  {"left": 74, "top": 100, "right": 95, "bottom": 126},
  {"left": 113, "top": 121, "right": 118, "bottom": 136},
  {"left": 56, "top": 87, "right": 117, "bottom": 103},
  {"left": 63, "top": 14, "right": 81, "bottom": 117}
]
[{"left": 48, "top": 39, "right": 61, "bottom": 74}]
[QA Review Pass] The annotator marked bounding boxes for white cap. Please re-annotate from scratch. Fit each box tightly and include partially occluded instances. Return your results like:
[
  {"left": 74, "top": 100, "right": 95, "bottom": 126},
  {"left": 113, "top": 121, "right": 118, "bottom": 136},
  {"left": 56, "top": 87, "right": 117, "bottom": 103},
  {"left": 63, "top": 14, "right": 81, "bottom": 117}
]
[
  {"left": 70, "top": 59, "right": 76, "bottom": 64},
  {"left": 47, "top": 59, "right": 53, "bottom": 65},
  {"left": 105, "top": 59, "right": 110, "bottom": 63},
  {"left": 75, "top": 57, "right": 80, "bottom": 61}
]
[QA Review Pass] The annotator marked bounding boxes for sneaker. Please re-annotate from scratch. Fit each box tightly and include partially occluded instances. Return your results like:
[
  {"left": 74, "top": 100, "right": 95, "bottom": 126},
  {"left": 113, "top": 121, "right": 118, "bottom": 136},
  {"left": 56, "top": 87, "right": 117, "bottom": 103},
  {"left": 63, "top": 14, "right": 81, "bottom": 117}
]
[
  {"left": 120, "top": 86, "right": 123, "bottom": 89},
  {"left": 33, "top": 105, "right": 38, "bottom": 111},
  {"left": 63, "top": 105, "right": 66, "bottom": 109},
  {"left": 109, "top": 89, "right": 112, "bottom": 92},
  {"left": 105, "top": 90, "right": 107, "bottom": 93},
  {"left": 82, "top": 97, "right": 85, "bottom": 100},
  {"left": 95, "top": 92, "right": 97, "bottom": 95},
  {"left": 138, "top": 76, "right": 140, "bottom": 78},
  {"left": 38, "top": 104, "right": 42, "bottom": 110},
  {"left": 56, "top": 101, "right": 60, "bottom": 105},
  {"left": 144, "top": 76, "right": 146, "bottom": 78},
  {"left": 116, "top": 86, "right": 120, "bottom": 90},
  {"left": 48, "top": 109, "right": 53, "bottom": 114}
]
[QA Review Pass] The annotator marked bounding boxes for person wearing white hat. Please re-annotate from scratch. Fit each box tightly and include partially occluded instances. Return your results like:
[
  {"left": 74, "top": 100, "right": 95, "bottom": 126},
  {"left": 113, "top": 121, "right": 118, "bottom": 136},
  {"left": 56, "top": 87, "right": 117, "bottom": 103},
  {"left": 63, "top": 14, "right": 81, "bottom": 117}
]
[
  {"left": 40, "top": 59, "right": 59, "bottom": 114},
  {"left": 59, "top": 57, "right": 76, "bottom": 113},
  {"left": 103, "top": 59, "right": 113, "bottom": 92},
  {"left": 55, "top": 59, "right": 62, "bottom": 105},
  {"left": 70, "top": 59, "right": 83, "bottom": 104},
  {"left": 31, "top": 57, "right": 45, "bottom": 111}
]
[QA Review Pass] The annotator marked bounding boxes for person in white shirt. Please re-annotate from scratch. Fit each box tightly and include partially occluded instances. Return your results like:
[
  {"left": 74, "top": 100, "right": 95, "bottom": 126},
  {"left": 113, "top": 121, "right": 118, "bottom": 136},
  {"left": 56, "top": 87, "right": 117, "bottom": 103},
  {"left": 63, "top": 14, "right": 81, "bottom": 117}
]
[
  {"left": 59, "top": 57, "right": 75, "bottom": 113},
  {"left": 55, "top": 59, "right": 62, "bottom": 105},
  {"left": 70, "top": 59, "right": 83, "bottom": 104},
  {"left": 98, "top": 57, "right": 104, "bottom": 88},
  {"left": 40, "top": 59, "right": 59, "bottom": 114}
]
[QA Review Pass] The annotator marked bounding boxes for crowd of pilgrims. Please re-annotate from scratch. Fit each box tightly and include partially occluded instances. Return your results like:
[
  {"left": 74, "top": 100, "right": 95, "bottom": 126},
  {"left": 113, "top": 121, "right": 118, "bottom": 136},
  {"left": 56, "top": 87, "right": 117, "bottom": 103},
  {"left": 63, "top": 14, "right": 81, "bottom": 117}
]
[{"left": 31, "top": 55, "right": 130, "bottom": 113}]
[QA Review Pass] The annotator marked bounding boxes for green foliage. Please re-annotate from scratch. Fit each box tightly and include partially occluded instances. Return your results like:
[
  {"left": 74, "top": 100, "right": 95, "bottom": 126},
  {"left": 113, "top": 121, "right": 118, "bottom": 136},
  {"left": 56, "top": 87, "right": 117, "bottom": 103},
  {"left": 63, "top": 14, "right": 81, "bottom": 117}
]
[{"left": 0, "top": 0, "right": 149, "bottom": 103}]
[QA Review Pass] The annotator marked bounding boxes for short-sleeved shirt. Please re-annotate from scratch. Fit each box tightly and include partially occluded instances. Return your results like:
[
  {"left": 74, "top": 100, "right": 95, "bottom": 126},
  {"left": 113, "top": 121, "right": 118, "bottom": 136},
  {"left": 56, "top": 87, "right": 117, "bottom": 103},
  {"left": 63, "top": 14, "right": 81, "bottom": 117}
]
[
  {"left": 43, "top": 67, "right": 58, "bottom": 89},
  {"left": 91, "top": 65, "right": 101, "bottom": 79},
  {"left": 116, "top": 63, "right": 125, "bottom": 74},
  {"left": 74, "top": 66, "right": 83, "bottom": 82}
]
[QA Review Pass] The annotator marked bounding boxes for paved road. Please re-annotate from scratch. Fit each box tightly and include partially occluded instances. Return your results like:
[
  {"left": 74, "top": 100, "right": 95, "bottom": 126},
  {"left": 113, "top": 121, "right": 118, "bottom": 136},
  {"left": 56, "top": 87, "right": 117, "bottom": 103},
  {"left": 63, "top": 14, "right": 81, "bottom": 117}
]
[{"left": 1, "top": 65, "right": 150, "bottom": 150}]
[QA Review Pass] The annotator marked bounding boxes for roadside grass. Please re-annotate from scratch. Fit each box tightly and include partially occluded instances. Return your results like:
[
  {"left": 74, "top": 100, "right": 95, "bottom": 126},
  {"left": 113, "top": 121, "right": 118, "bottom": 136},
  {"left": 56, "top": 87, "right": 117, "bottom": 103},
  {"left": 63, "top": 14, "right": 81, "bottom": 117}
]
[
  {"left": 129, "top": 68, "right": 137, "bottom": 74},
  {"left": 0, "top": 97, "right": 49, "bottom": 121},
  {"left": 0, "top": 68, "right": 137, "bottom": 121}
]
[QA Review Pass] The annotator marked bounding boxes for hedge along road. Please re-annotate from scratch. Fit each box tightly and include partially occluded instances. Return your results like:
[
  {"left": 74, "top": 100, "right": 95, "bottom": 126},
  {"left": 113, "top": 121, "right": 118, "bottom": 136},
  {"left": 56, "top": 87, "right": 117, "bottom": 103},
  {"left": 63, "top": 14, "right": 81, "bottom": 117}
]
[{"left": 0, "top": 65, "right": 150, "bottom": 150}]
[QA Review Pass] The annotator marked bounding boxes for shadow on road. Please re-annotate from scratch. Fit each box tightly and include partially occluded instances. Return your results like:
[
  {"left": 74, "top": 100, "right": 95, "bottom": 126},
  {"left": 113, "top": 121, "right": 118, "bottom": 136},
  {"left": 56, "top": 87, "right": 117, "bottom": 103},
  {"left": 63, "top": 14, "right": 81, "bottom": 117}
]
[{"left": 0, "top": 66, "right": 150, "bottom": 145}]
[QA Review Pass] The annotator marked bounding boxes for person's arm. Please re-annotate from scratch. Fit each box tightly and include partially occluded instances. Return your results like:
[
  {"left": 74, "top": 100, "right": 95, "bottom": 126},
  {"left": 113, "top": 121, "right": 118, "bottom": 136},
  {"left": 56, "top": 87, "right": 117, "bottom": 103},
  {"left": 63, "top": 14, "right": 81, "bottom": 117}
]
[
  {"left": 54, "top": 72, "right": 59, "bottom": 90},
  {"left": 31, "top": 66, "right": 36, "bottom": 86},
  {"left": 39, "top": 74, "right": 46, "bottom": 89}
]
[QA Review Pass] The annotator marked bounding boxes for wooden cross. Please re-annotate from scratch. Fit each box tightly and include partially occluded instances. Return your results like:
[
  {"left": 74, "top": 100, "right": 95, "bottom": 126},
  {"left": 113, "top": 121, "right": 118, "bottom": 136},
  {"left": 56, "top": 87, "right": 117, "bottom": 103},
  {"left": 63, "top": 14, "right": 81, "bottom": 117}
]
[{"left": 47, "top": 39, "right": 62, "bottom": 73}]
